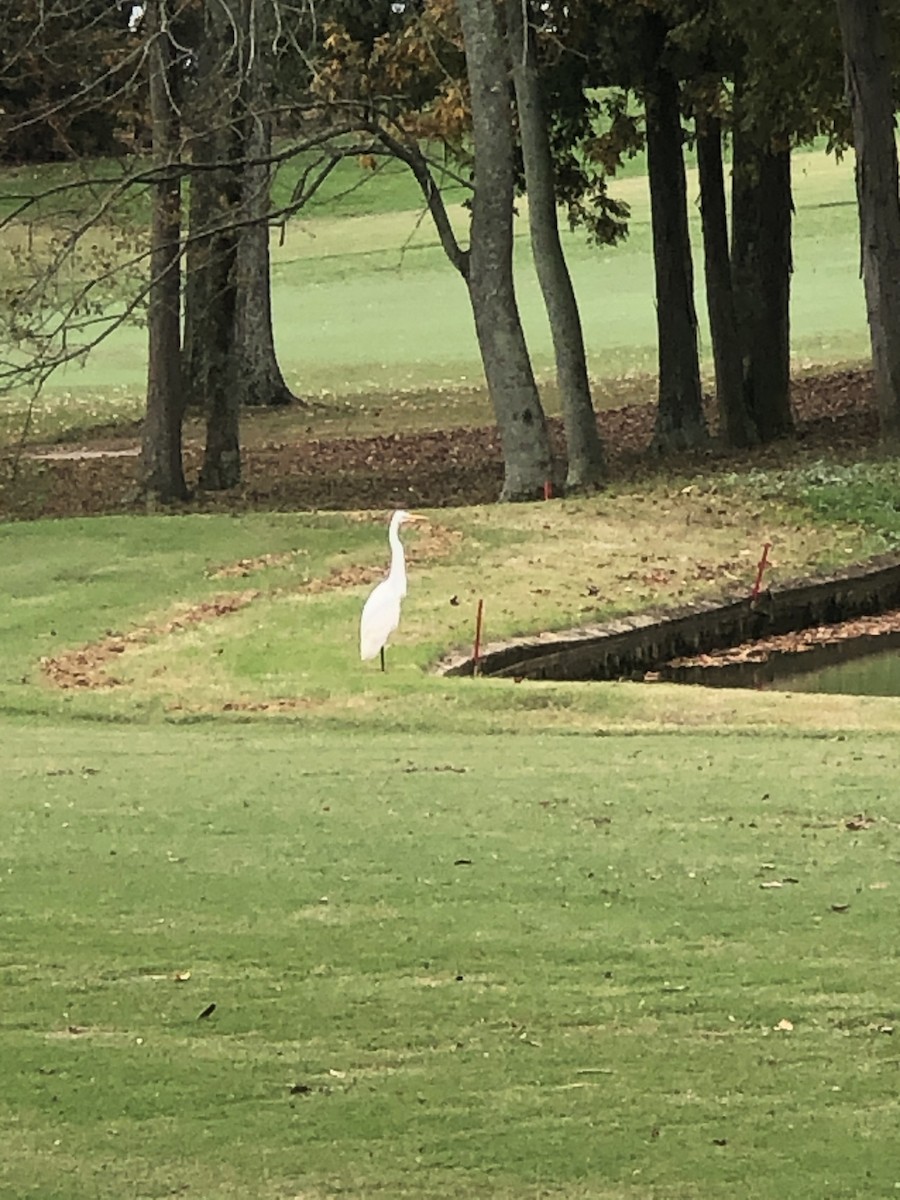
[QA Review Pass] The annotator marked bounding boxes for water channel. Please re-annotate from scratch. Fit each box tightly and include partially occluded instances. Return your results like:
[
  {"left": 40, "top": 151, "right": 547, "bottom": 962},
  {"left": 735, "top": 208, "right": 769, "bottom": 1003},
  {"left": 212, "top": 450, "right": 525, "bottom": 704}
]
[{"left": 655, "top": 632, "right": 900, "bottom": 697}]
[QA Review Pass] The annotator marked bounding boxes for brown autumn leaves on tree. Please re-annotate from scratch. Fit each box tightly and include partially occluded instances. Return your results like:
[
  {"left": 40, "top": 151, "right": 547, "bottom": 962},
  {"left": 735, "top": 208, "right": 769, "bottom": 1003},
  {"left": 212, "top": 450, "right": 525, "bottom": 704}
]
[{"left": 2, "top": 0, "right": 900, "bottom": 507}]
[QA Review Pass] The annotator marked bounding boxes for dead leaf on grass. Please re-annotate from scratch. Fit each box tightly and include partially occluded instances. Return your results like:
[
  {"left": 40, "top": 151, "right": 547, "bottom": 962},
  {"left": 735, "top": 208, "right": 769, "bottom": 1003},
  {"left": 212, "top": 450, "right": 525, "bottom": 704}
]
[
  {"left": 845, "top": 814, "right": 876, "bottom": 831},
  {"left": 774, "top": 1018, "right": 794, "bottom": 1032}
]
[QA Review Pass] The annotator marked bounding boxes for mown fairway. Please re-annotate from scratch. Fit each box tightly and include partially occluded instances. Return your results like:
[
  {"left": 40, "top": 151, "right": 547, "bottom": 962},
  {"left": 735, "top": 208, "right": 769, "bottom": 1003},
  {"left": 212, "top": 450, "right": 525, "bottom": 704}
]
[{"left": 2, "top": 719, "right": 898, "bottom": 1200}]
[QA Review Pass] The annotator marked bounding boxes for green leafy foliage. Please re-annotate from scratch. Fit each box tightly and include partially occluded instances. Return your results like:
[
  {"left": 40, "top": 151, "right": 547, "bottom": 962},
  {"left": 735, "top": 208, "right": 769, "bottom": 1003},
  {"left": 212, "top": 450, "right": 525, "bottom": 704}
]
[{"left": 718, "top": 460, "right": 900, "bottom": 547}]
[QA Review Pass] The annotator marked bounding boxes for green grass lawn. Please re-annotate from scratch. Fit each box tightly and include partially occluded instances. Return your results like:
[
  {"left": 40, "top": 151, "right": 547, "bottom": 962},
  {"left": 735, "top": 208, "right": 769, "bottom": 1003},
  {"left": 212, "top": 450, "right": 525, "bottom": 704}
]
[
  {"left": 2, "top": 718, "right": 898, "bottom": 1199},
  {"left": 1, "top": 463, "right": 900, "bottom": 1200},
  {"left": 2, "top": 481, "right": 898, "bottom": 726}
]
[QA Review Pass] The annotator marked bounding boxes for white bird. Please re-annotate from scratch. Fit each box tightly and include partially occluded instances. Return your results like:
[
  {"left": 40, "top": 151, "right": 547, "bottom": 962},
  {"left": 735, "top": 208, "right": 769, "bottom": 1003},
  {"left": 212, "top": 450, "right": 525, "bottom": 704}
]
[{"left": 360, "top": 509, "right": 425, "bottom": 671}]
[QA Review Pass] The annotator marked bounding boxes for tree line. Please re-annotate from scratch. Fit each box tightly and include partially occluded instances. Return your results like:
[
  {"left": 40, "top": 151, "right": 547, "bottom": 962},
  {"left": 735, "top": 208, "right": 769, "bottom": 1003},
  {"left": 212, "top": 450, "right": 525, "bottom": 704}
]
[{"left": 1, "top": 0, "right": 899, "bottom": 504}]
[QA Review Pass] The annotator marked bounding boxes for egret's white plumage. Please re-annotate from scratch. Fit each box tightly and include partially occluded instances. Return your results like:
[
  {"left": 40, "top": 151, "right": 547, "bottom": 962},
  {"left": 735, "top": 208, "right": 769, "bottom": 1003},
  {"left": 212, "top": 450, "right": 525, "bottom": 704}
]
[{"left": 360, "top": 509, "right": 423, "bottom": 668}]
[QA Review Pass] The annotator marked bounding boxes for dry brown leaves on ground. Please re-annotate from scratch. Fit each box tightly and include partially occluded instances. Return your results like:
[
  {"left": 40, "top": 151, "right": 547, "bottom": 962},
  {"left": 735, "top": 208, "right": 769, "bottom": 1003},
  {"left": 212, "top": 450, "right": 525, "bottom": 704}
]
[
  {"left": 667, "top": 609, "right": 900, "bottom": 670},
  {"left": 1, "top": 369, "right": 883, "bottom": 521},
  {"left": 41, "top": 591, "right": 264, "bottom": 689}
]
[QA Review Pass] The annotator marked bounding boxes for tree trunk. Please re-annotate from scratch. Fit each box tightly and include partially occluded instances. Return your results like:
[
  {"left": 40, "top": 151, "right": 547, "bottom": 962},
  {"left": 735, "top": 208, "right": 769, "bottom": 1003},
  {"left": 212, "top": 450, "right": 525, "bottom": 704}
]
[
  {"left": 236, "top": 0, "right": 298, "bottom": 409},
  {"left": 181, "top": 0, "right": 224, "bottom": 415},
  {"left": 644, "top": 38, "right": 707, "bottom": 453},
  {"left": 505, "top": 0, "right": 604, "bottom": 492},
  {"left": 181, "top": 125, "right": 216, "bottom": 414},
  {"left": 457, "top": 0, "right": 555, "bottom": 501},
  {"left": 141, "top": 0, "right": 188, "bottom": 503},
  {"left": 183, "top": 0, "right": 242, "bottom": 490},
  {"left": 236, "top": 115, "right": 296, "bottom": 408},
  {"left": 197, "top": 215, "right": 241, "bottom": 489},
  {"left": 731, "top": 110, "right": 794, "bottom": 442},
  {"left": 836, "top": 0, "right": 900, "bottom": 438},
  {"left": 696, "top": 115, "right": 758, "bottom": 448},
  {"left": 197, "top": 209, "right": 240, "bottom": 491}
]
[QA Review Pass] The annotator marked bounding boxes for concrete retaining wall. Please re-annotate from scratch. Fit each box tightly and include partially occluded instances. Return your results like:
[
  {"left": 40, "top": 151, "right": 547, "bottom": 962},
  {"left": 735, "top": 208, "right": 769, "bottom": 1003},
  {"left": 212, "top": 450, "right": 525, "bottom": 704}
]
[{"left": 437, "top": 552, "right": 900, "bottom": 682}]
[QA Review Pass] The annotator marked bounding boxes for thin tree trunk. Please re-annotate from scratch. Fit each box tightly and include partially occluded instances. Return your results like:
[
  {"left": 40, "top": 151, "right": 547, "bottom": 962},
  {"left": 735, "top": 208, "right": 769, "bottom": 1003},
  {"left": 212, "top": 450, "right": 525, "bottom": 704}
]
[
  {"left": 236, "top": 113, "right": 297, "bottom": 407},
  {"left": 141, "top": 0, "right": 187, "bottom": 502},
  {"left": 731, "top": 95, "right": 794, "bottom": 442},
  {"left": 644, "top": 30, "right": 707, "bottom": 452},
  {"left": 236, "top": 0, "right": 298, "bottom": 409},
  {"left": 696, "top": 115, "right": 758, "bottom": 447},
  {"left": 181, "top": 124, "right": 216, "bottom": 413},
  {"left": 187, "top": 0, "right": 241, "bottom": 490},
  {"left": 197, "top": 207, "right": 240, "bottom": 490},
  {"left": 506, "top": 0, "right": 604, "bottom": 492},
  {"left": 836, "top": 0, "right": 900, "bottom": 438},
  {"left": 181, "top": 0, "right": 220, "bottom": 414},
  {"left": 457, "top": 0, "right": 555, "bottom": 501}
]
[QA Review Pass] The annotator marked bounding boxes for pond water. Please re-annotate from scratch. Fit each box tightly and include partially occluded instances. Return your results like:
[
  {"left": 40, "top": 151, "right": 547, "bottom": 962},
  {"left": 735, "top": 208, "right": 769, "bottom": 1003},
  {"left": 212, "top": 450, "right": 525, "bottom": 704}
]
[{"left": 655, "top": 632, "right": 900, "bottom": 697}]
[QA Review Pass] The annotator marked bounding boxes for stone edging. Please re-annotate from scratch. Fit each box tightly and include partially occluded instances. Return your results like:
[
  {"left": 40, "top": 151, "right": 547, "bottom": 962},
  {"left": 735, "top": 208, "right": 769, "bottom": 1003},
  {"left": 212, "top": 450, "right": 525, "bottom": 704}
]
[{"left": 435, "top": 551, "right": 900, "bottom": 682}]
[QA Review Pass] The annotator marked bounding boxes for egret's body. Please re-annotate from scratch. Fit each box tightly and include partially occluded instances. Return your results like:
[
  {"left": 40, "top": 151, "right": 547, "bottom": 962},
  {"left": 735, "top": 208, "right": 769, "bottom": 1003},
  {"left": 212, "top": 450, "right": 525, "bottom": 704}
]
[{"left": 360, "top": 510, "right": 422, "bottom": 669}]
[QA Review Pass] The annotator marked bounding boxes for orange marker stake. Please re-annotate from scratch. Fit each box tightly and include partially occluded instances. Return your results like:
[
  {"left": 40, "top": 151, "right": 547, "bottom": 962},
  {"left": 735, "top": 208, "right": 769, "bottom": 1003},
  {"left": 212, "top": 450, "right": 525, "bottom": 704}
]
[
  {"left": 751, "top": 542, "right": 772, "bottom": 599},
  {"left": 473, "top": 598, "right": 484, "bottom": 676}
]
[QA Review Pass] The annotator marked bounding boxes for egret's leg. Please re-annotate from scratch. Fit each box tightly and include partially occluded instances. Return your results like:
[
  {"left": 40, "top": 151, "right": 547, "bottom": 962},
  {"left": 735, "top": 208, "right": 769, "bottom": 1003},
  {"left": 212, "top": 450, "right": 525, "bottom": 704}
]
[{"left": 380, "top": 647, "right": 386, "bottom": 672}]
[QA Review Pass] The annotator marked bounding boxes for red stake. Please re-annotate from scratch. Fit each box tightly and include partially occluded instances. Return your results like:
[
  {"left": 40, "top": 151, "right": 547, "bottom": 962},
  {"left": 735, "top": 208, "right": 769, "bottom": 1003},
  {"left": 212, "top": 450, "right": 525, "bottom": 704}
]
[
  {"left": 473, "top": 598, "right": 484, "bottom": 676},
  {"left": 751, "top": 542, "right": 772, "bottom": 599},
  {"left": 543, "top": 479, "right": 553, "bottom": 501}
]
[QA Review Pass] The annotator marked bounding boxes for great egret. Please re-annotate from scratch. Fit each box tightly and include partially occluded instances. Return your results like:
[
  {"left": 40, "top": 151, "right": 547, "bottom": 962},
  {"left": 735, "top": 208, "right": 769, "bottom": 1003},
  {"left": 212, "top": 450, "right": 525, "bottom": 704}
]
[{"left": 360, "top": 509, "right": 425, "bottom": 670}]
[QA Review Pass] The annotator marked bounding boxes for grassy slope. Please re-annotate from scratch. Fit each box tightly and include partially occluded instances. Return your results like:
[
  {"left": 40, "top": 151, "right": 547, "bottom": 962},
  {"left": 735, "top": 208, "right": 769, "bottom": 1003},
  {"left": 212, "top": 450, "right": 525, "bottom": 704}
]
[{"left": 2, "top": 493, "right": 898, "bottom": 730}]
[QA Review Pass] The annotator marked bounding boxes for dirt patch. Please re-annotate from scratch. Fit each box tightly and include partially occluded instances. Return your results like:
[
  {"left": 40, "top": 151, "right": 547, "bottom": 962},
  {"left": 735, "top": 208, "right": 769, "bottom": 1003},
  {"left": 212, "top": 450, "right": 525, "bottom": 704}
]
[
  {"left": 0, "top": 369, "right": 882, "bottom": 521},
  {"left": 27, "top": 447, "right": 140, "bottom": 461}
]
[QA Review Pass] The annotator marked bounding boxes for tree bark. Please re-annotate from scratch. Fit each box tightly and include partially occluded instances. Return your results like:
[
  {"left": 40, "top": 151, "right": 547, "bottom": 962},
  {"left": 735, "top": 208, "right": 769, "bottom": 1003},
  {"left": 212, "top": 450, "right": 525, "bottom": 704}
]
[
  {"left": 644, "top": 34, "right": 707, "bottom": 453},
  {"left": 197, "top": 203, "right": 240, "bottom": 491},
  {"left": 836, "top": 0, "right": 900, "bottom": 438},
  {"left": 731, "top": 103, "right": 794, "bottom": 442},
  {"left": 141, "top": 0, "right": 188, "bottom": 503},
  {"left": 183, "top": 0, "right": 242, "bottom": 490},
  {"left": 236, "top": 0, "right": 298, "bottom": 409},
  {"left": 506, "top": 0, "right": 605, "bottom": 492},
  {"left": 696, "top": 115, "right": 758, "bottom": 448},
  {"left": 457, "top": 0, "right": 555, "bottom": 501},
  {"left": 236, "top": 114, "right": 296, "bottom": 408},
  {"left": 181, "top": 111, "right": 216, "bottom": 414}
]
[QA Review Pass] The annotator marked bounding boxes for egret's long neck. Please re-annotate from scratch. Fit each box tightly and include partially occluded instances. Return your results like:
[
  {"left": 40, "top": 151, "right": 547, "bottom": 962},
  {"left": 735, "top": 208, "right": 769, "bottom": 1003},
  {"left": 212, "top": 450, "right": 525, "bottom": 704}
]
[{"left": 388, "top": 519, "right": 407, "bottom": 596}]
